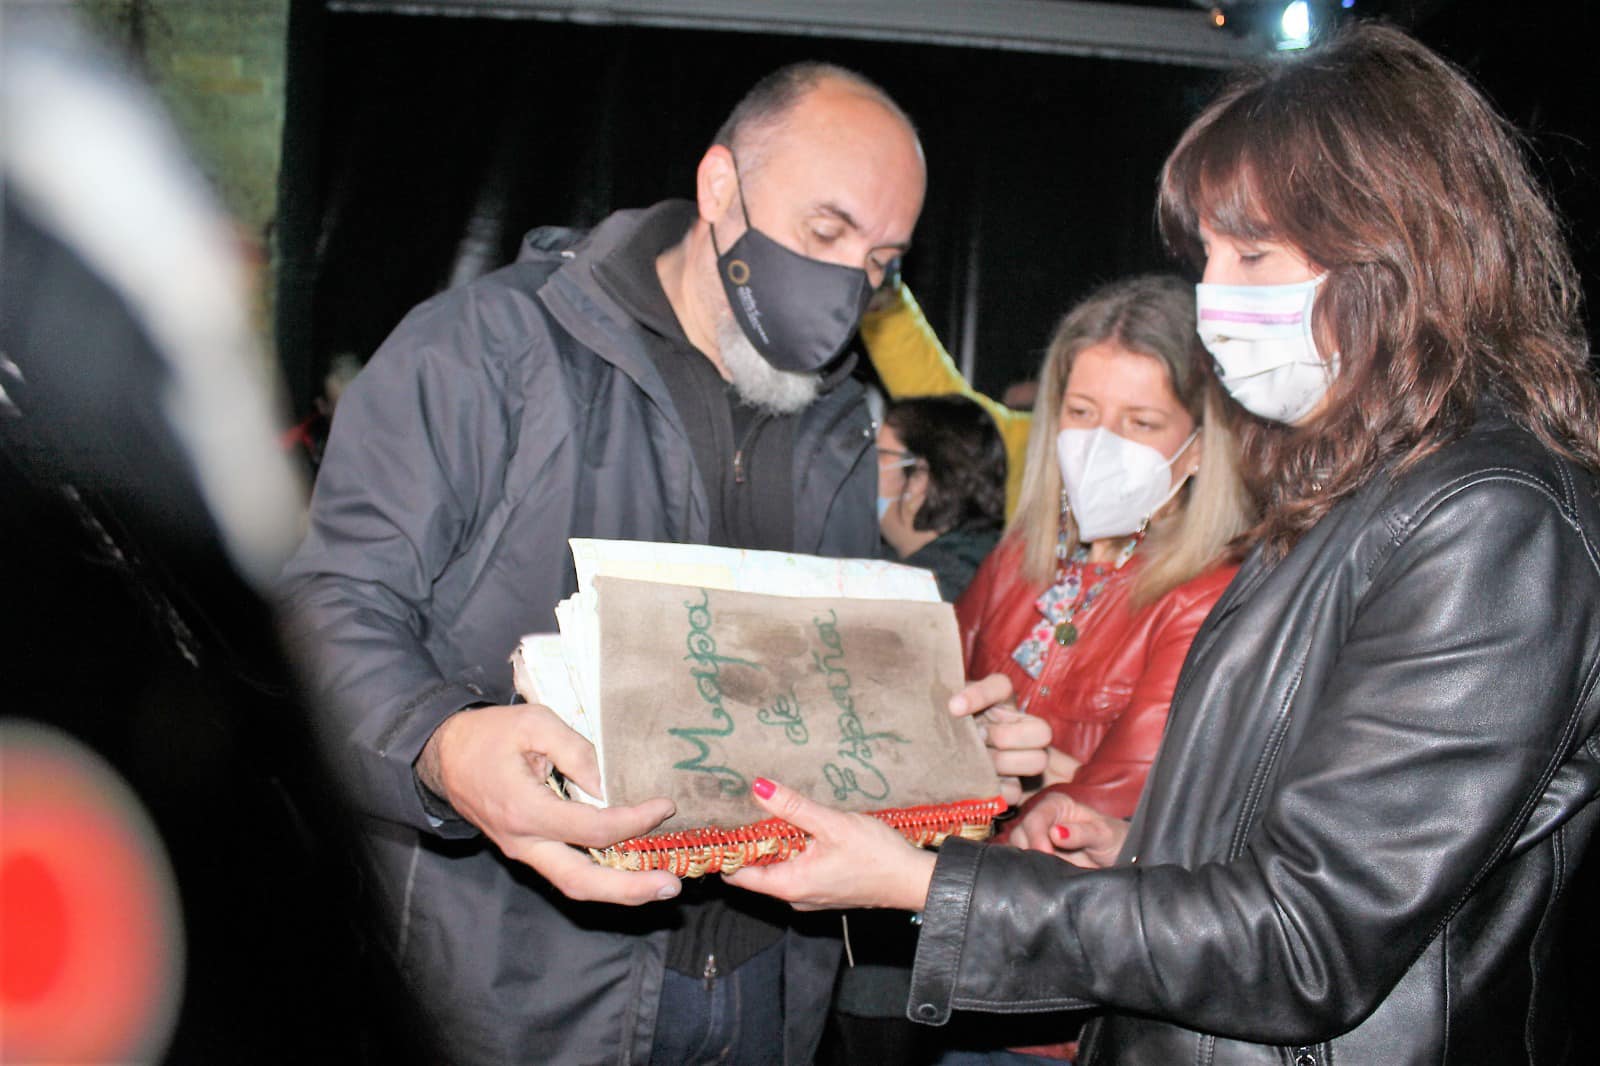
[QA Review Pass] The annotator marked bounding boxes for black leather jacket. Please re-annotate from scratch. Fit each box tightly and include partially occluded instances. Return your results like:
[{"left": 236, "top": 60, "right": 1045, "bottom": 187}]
[{"left": 909, "top": 413, "right": 1600, "bottom": 1065}]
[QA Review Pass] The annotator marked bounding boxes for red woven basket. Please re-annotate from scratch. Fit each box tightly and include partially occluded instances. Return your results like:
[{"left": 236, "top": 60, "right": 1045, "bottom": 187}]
[{"left": 590, "top": 795, "right": 1008, "bottom": 877}]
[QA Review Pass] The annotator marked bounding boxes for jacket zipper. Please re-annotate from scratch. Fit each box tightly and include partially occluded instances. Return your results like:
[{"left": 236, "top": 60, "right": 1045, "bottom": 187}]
[{"left": 733, "top": 413, "right": 768, "bottom": 486}]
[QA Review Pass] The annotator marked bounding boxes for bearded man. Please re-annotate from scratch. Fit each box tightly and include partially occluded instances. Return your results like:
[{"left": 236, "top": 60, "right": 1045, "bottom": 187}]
[{"left": 280, "top": 62, "right": 925, "bottom": 1066}]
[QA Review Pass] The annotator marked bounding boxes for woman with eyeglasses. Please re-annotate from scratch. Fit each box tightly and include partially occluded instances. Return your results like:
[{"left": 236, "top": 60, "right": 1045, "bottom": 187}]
[
  {"left": 731, "top": 23, "right": 1600, "bottom": 1065},
  {"left": 875, "top": 394, "right": 1007, "bottom": 603}
]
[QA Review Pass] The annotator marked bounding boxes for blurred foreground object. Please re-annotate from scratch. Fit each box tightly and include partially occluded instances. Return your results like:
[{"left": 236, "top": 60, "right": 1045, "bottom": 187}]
[
  {"left": 1, "top": 12, "right": 301, "bottom": 578},
  {"left": 1, "top": 14, "right": 433, "bottom": 1065},
  {"left": 0, "top": 723, "right": 182, "bottom": 1063}
]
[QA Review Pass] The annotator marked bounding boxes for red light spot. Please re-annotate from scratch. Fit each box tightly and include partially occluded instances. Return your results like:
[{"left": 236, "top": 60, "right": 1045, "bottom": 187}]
[
  {"left": 1, "top": 852, "right": 70, "bottom": 1003},
  {"left": 1, "top": 726, "right": 182, "bottom": 1062}
]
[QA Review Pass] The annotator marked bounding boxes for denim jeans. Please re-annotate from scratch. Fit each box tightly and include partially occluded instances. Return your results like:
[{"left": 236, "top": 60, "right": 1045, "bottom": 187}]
[{"left": 649, "top": 938, "right": 786, "bottom": 1066}]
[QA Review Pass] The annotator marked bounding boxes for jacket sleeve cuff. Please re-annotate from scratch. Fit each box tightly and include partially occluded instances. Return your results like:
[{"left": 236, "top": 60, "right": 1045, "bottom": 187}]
[
  {"left": 413, "top": 772, "right": 463, "bottom": 828},
  {"left": 410, "top": 697, "right": 495, "bottom": 832},
  {"left": 906, "top": 836, "right": 988, "bottom": 1025},
  {"left": 347, "top": 680, "right": 488, "bottom": 837}
]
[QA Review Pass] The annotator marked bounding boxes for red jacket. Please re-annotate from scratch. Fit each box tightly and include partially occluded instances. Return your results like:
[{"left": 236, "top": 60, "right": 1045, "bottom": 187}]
[{"left": 956, "top": 535, "right": 1238, "bottom": 820}]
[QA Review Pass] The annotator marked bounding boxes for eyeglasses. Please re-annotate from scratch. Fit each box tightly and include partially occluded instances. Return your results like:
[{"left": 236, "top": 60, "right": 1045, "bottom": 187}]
[{"left": 876, "top": 447, "right": 920, "bottom": 471}]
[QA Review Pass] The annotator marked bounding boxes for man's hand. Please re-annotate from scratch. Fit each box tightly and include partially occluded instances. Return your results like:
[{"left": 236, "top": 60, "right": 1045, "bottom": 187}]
[
  {"left": 722, "top": 778, "right": 936, "bottom": 913},
  {"left": 417, "top": 703, "right": 681, "bottom": 904},
  {"left": 1005, "top": 790, "right": 1128, "bottom": 869},
  {"left": 949, "top": 673, "right": 1052, "bottom": 806},
  {"left": 1043, "top": 747, "right": 1082, "bottom": 788}
]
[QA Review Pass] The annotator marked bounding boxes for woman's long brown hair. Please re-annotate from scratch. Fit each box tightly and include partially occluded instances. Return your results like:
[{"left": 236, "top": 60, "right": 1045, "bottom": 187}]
[{"left": 1158, "top": 22, "right": 1599, "bottom": 556}]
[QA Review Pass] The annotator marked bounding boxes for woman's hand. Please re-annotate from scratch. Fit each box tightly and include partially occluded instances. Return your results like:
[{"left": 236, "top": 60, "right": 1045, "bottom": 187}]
[
  {"left": 950, "top": 673, "right": 1052, "bottom": 806},
  {"left": 722, "top": 778, "right": 937, "bottom": 912},
  {"left": 1006, "top": 790, "right": 1128, "bottom": 869}
]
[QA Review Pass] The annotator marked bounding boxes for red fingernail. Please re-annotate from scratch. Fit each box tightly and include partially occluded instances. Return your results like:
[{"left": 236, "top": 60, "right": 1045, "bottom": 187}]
[
  {"left": 1052, "top": 825, "right": 1071, "bottom": 842},
  {"left": 752, "top": 777, "right": 776, "bottom": 799}
]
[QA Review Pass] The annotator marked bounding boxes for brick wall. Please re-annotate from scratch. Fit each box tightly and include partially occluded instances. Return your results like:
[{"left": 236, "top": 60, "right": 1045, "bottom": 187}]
[{"left": 77, "top": 0, "right": 290, "bottom": 346}]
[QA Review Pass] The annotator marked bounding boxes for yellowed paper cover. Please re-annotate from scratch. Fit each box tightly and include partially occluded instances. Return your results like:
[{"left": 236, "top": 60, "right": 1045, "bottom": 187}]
[{"left": 593, "top": 576, "right": 998, "bottom": 832}]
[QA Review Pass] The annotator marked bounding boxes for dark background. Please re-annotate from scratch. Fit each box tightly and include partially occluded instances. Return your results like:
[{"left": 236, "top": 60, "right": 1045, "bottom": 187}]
[{"left": 276, "top": 0, "right": 1598, "bottom": 417}]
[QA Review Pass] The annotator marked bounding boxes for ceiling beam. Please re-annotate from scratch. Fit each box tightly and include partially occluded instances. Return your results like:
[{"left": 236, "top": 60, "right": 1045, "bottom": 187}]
[{"left": 326, "top": 0, "right": 1261, "bottom": 69}]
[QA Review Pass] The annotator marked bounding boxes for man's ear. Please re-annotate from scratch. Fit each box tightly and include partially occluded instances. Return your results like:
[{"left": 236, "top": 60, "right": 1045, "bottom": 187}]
[{"left": 696, "top": 145, "right": 738, "bottom": 224}]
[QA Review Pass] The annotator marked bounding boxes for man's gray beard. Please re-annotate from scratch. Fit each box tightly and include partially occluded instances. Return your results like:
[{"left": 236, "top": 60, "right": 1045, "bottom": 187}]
[{"left": 716, "top": 315, "right": 821, "bottom": 415}]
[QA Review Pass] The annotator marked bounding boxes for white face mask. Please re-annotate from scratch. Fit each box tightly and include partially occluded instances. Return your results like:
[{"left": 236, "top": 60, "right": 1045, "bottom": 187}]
[
  {"left": 1056, "top": 426, "right": 1199, "bottom": 542},
  {"left": 1195, "top": 276, "right": 1339, "bottom": 423}
]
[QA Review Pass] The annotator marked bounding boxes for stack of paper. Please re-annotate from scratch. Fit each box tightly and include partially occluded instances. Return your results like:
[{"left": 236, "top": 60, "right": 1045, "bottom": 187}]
[{"left": 512, "top": 539, "right": 1002, "bottom": 868}]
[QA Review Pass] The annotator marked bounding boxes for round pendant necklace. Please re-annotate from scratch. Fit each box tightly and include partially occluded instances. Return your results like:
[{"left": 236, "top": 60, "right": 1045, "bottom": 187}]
[
  {"left": 1047, "top": 536, "right": 1139, "bottom": 647},
  {"left": 1056, "top": 547, "right": 1132, "bottom": 640}
]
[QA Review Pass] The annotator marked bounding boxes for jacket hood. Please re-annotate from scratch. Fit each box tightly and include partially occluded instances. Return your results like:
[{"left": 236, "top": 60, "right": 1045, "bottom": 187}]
[{"left": 520, "top": 201, "right": 860, "bottom": 393}]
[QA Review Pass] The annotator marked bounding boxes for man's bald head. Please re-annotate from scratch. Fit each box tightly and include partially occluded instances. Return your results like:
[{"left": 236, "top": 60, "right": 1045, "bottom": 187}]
[
  {"left": 712, "top": 62, "right": 919, "bottom": 175},
  {"left": 659, "top": 61, "right": 924, "bottom": 409}
]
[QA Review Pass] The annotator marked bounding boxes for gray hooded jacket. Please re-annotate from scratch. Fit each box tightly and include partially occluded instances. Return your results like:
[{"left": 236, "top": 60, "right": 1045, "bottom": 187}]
[{"left": 280, "top": 203, "right": 877, "bottom": 1065}]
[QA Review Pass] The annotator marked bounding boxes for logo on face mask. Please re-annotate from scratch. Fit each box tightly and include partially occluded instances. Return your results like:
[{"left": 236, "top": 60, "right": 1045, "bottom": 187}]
[
  {"left": 710, "top": 160, "right": 873, "bottom": 374},
  {"left": 1056, "top": 426, "right": 1199, "bottom": 542},
  {"left": 1195, "top": 276, "right": 1338, "bottom": 424},
  {"left": 734, "top": 283, "right": 769, "bottom": 345}
]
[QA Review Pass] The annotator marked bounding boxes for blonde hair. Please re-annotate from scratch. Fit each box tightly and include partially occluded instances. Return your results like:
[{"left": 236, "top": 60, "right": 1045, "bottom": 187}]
[{"left": 1010, "top": 275, "right": 1254, "bottom": 606}]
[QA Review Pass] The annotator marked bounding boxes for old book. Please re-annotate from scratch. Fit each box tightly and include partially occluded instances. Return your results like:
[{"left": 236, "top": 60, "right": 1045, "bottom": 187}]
[{"left": 512, "top": 539, "right": 1004, "bottom": 875}]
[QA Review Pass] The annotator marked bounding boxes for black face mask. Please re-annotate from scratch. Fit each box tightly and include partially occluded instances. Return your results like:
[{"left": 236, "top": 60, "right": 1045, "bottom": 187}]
[{"left": 710, "top": 165, "right": 874, "bottom": 374}]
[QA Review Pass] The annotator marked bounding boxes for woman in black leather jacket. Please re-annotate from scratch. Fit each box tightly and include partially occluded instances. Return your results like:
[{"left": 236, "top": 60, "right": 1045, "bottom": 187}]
[{"left": 728, "top": 23, "right": 1600, "bottom": 1065}]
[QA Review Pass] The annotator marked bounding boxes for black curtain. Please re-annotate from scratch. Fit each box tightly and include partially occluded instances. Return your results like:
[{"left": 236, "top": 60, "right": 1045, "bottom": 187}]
[
  {"left": 277, "top": 2, "right": 1597, "bottom": 414},
  {"left": 279, "top": 11, "right": 1218, "bottom": 410}
]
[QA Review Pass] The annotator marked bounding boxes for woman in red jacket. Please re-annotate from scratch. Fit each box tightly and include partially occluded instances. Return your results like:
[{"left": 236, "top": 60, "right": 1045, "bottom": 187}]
[{"left": 957, "top": 273, "right": 1254, "bottom": 829}]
